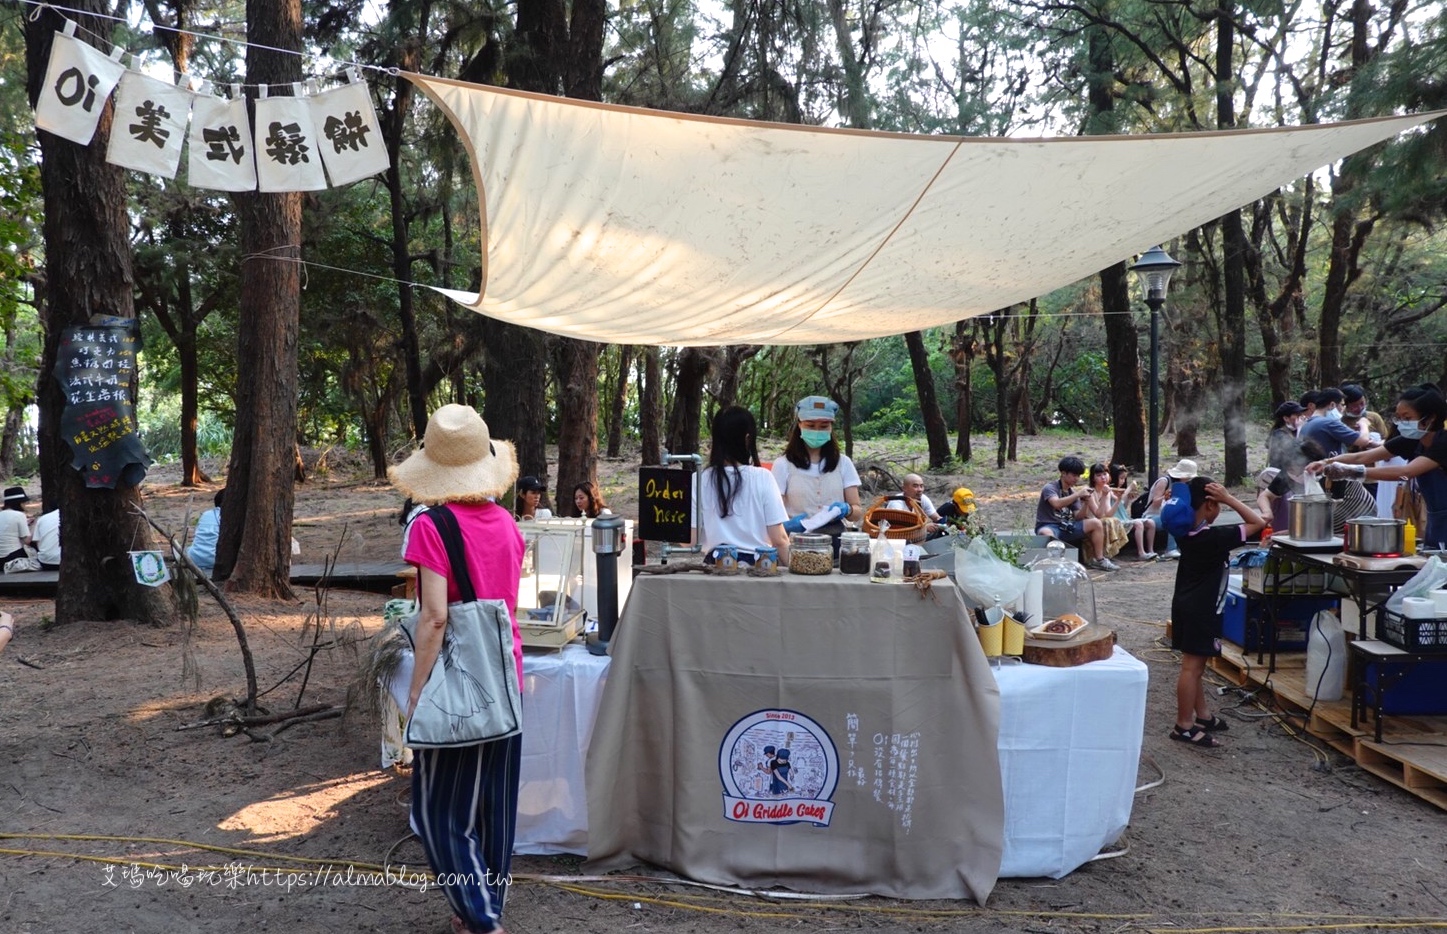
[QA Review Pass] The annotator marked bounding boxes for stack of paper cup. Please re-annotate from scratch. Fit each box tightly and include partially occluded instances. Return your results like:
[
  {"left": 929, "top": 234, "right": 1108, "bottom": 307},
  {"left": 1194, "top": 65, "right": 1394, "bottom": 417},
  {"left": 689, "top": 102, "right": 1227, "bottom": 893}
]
[
  {"left": 1401, "top": 596, "right": 1436, "bottom": 620},
  {"left": 1429, "top": 589, "right": 1447, "bottom": 616}
]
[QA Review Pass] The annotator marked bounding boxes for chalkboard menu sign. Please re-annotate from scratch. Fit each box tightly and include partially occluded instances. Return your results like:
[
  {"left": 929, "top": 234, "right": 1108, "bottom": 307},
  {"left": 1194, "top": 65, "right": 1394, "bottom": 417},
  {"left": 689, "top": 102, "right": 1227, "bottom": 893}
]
[
  {"left": 53, "top": 319, "right": 152, "bottom": 489},
  {"left": 637, "top": 466, "right": 694, "bottom": 543}
]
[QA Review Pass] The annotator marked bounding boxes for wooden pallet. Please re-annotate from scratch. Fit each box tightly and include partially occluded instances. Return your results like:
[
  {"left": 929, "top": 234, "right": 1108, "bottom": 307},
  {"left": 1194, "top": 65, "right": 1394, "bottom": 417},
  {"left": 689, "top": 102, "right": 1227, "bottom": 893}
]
[{"left": 1211, "top": 640, "right": 1447, "bottom": 810}]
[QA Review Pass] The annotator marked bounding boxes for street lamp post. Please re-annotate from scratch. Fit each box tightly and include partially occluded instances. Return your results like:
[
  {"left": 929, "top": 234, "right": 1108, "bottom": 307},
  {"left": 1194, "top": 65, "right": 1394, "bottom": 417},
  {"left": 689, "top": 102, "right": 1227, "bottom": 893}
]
[{"left": 1130, "top": 246, "right": 1182, "bottom": 486}]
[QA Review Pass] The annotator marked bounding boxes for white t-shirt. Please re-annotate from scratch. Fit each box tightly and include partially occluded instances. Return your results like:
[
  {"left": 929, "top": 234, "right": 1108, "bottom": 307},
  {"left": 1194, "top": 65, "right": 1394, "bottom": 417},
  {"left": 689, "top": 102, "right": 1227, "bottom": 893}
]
[
  {"left": 32, "top": 510, "right": 60, "bottom": 565},
  {"left": 698, "top": 465, "right": 789, "bottom": 555},
  {"left": 0, "top": 509, "right": 29, "bottom": 557},
  {"left": 771, "top": 455, "right": 861, "bottom": 517}
]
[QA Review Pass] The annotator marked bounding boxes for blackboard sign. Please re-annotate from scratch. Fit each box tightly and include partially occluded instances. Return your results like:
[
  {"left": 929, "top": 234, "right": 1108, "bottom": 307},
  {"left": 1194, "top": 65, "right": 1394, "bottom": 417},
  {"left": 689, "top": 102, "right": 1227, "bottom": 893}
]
[
  {"left": 53, "top": 320, "right": 152, "bottom": 489},
  {"left": 637, "top": 466, "right": 694, "bottom": 543}
]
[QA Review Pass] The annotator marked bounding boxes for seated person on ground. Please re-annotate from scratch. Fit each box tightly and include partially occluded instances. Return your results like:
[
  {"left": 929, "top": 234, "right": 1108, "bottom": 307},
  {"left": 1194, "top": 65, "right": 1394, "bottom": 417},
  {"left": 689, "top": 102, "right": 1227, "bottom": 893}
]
[
  {"left": 186, "top": 490, "right": 224, "bottom": 575},
  {"left": 1035, "top": 457, "right": 1116, "bottom": 571},
  {"left": 31, "top": 509, "right": 60, "bottom": 570},
  {"left": 0, "top": 487, "right": 33, "bottom": 569}
]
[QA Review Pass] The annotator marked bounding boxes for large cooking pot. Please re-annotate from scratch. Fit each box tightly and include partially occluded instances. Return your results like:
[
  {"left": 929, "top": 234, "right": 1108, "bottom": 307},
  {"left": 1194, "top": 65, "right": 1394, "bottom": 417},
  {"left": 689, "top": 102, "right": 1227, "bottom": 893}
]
[
  {"left": 1288, "top": 495, "right": 1334, "bottom": 542},
  {"left": 1346, "top": 517, "right": 1406, "bottom": 555}
]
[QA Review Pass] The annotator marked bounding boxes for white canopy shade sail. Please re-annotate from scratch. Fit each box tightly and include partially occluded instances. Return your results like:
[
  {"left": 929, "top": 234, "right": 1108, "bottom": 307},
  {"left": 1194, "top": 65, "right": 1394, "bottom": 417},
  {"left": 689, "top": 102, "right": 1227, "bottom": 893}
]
[{"left": 406, "top": 73, "right": 1442, "bottom": 347}]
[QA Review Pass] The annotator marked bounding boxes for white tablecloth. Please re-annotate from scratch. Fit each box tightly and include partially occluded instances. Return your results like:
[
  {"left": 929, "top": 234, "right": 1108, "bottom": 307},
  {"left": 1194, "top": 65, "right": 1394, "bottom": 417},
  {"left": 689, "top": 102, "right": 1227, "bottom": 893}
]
[
  {"left": 994, "top": 647, "right": 1148, "bottom": 878},
  {"left": 515, "top": 645, "right": 610, "bottom": 855},
  {"left": 514, "top": 643, "right": 1147, "bottom": 879}
]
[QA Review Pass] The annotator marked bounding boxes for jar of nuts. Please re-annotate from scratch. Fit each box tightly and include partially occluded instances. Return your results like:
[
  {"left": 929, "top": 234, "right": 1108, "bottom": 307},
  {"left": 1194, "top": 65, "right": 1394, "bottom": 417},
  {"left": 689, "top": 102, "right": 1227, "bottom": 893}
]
[{"left": 788, "top": 533, "right": 834, "bottom": 575}]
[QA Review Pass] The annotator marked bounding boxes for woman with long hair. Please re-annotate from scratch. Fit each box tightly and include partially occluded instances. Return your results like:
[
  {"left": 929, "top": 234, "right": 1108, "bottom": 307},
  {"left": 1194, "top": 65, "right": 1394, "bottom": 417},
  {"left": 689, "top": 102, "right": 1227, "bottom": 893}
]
[
  {"left": 771, "top": 396, "right": 862, "bottom": 539},
  {"left": 699, "top": 406, "right": 791, "bottom": 564},
  {"left": 390, "top": 404, "right": 526, "bottom": 934},
  {"left": 1108, "top": 463, "right": 1158, "bottom": 560},
  {"left": 1313, "top": 383, "right": 1447, "bottom": 547},
  {"left": 571, "top": 481, "right": 608, "bottom": 519}
]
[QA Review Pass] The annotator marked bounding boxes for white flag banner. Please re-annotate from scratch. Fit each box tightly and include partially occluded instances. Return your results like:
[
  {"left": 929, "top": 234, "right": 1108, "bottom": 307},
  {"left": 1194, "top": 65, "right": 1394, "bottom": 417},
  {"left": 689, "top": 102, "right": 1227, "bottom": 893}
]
[
  {"left": 34, "top": 29, "right": 127, "bottom": 145},
  {"left": 255, "top": 89, "right": 327, "bottom": 191},
  {"left": 106, "top": 70, "right": 193, "bottom": 178},
  {"left": 187, "top": 93, "right": 256, "bottom": 191},
  {"left": 309, "top": 78, "right": 388, "bottom": 186}
]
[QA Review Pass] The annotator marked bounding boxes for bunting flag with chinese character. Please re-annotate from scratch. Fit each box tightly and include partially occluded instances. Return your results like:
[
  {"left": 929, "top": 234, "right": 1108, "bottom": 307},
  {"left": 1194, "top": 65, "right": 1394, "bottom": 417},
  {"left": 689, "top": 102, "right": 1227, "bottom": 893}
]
[
  {"left": 106, "top": 70, "right": 194, "bottom": 178},
  {"left": 33, "top": 29, "right": 127, "bottom": 145},
  {"left": 187, "top": 93, "right": 257, "bottom": 191},
  {"left": 308, "top": 78, "right": 388, "bottom": 186},
  {"left": 255, "top": 90, "right": 327, "bottom": 192}
]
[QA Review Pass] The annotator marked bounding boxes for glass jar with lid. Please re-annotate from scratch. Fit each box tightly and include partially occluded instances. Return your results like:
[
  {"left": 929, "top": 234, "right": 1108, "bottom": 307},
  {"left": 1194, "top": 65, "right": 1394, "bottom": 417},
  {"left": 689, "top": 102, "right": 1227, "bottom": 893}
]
[
  {"left": 1030, "top": 540, "right": 1097, "bottom": 630},
  {"left": 838, "top": 531, "right": 871, "bottom": 575},
  {"left": 788, "top": 533, "right": 834, "bottom": 575}
]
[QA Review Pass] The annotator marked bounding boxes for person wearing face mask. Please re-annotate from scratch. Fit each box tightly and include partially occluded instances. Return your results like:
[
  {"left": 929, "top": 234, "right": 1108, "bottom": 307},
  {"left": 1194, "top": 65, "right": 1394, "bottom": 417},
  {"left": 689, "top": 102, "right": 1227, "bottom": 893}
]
[
  {"left": 1267, "top": 401, "right": 1307, "bottom": 469},
  {"left": 1311, "top": 384, "right": 1447, "bottom": 548},
  {"left": 771, "top": 395, "right": 862, "bottom": 539}
]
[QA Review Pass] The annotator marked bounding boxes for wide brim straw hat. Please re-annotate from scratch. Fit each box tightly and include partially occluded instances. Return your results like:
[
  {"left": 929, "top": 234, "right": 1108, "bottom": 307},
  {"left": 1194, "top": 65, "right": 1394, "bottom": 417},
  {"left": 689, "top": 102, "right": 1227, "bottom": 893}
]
[{"left": 388, "top": 404, "right": 519, "bottom": 504}]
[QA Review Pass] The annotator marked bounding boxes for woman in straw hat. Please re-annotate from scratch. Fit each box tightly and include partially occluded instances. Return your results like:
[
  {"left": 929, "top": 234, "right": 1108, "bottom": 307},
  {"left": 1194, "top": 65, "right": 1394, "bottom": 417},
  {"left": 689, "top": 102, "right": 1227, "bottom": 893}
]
[{"left": 390, "top": 404, "right": 526, "bottom": 934}]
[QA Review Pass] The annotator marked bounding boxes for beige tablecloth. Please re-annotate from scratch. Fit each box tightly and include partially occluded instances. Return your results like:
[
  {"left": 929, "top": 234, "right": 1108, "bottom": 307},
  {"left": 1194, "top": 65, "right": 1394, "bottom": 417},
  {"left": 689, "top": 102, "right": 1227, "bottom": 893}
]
[{"left": 584, "top": 573, "right": 1004, "bottom": 902}]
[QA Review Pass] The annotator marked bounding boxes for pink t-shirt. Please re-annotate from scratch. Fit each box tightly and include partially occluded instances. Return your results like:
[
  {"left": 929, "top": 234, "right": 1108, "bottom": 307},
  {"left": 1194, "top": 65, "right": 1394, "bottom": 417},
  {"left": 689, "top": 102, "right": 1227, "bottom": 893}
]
[{"left": 403, "top": 501, "right": 526, "bottom": 688}]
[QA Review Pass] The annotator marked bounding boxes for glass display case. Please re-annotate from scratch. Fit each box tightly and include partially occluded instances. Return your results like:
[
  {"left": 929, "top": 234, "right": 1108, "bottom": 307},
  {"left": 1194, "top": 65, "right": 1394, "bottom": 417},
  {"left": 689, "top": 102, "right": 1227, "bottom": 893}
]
[
  {"left": 518, "top": 520, "right": 588, "bottom": 644},
  {"left": 516, "top": 517, "right": 635, "bottom": 647}
]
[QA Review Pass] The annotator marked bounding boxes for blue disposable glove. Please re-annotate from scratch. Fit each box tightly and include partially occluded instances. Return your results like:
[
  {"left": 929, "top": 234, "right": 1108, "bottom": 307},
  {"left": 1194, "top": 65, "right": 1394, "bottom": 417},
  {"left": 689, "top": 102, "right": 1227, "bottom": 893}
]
[
  {"left": 828, "top": 501, "right": 852, "bottom": 520},
  {"left": 783, "top": 513, "right": 807, "bottom": 534}
]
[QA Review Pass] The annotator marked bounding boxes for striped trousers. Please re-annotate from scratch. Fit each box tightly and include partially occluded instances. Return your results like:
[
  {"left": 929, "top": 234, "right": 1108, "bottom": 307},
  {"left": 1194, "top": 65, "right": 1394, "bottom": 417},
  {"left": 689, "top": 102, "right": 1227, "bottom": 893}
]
[{"left": 411, "top": 735, "right": 522, "bottom": 933}]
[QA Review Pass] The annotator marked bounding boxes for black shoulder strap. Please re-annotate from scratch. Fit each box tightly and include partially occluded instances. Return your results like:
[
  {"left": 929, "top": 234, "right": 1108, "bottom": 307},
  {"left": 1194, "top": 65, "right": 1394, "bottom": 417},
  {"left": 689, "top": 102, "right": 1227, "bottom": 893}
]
[{"left": 424, "top": 505, "right": 477, "bottom": 604}]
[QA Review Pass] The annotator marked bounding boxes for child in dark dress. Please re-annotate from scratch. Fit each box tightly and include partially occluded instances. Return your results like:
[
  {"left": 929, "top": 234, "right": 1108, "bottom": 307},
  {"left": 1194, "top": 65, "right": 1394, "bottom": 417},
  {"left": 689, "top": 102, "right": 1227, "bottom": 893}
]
[{"left": 1170, "top": 476, "right": 1265, "bottom": 749}]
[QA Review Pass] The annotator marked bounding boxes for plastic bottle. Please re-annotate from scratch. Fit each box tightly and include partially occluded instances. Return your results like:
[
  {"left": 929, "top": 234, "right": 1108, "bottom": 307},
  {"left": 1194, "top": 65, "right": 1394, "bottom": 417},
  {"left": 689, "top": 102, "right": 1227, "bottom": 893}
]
[{"left": 1404, "top": 518, "right": 1417, "bottom": 555}]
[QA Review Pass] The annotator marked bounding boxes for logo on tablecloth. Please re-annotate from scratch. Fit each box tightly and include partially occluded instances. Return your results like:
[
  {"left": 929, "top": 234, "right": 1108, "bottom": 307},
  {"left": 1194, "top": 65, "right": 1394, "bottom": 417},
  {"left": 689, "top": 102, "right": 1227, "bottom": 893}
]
[{"left": 719, "top": 709, "right": 838, "bottom": 827}]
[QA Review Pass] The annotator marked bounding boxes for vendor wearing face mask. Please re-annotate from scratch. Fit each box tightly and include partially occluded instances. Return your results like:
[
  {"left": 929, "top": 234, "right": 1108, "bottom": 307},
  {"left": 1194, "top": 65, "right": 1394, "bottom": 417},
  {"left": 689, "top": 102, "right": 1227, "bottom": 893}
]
[
  {"left": 771, "top": 395, "right": 862, "bottom": 537},
  {"left": 1311, "top": 383, "right": 1447, "bottom": 548}
]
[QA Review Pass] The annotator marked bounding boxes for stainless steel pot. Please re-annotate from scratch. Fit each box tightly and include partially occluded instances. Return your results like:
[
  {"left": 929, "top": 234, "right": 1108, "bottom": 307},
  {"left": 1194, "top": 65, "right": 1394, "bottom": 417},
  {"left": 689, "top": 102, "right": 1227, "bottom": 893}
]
[
  {"left": 1346, "top": 517, "right": 1406, "bottom": 555},
  {"left": 1288, "top": 495, "right": 1334, "bottom": 542}
]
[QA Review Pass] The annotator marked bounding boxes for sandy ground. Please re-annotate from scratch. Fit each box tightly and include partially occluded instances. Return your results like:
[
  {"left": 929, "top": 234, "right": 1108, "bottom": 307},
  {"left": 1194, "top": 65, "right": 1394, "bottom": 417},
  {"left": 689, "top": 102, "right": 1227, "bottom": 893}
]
[{"left": 2, "top": 431, "right": 1445, "bottom": 933}]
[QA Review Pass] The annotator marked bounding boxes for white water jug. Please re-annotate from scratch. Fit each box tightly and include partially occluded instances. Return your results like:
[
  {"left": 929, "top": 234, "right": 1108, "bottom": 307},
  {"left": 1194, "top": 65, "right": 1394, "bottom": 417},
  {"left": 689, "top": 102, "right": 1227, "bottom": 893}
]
[{"left": 1304, "top": 610, "right": 1346, "bottom": 702}]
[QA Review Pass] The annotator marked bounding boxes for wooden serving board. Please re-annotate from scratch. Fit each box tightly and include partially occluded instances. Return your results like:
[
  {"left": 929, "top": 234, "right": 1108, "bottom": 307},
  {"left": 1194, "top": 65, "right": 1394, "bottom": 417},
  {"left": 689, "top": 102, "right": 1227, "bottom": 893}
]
[{"left": 1022, "top": 623, "right": 1116, "bottom": 667}]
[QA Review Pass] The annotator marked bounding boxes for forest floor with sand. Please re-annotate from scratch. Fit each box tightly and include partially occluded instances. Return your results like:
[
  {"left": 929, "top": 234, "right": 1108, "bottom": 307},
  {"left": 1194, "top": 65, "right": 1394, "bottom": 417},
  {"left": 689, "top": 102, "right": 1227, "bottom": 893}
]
[{"left": 1, "top": 426, "right": 1445, "bottom": 933}]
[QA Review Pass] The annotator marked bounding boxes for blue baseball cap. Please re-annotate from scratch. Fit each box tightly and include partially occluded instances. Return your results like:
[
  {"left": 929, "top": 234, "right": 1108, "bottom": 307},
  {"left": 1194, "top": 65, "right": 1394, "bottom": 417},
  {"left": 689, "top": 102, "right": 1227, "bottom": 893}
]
[{"left": 795, "top": 395, "right": 839, "bottom": 421}]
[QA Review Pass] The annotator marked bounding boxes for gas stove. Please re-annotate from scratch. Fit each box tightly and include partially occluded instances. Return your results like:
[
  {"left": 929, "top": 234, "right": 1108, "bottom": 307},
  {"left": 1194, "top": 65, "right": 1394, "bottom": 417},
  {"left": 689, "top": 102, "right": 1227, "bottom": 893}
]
[{"left": 1332, "top": 552, "right": 1426, "bottom": 572}]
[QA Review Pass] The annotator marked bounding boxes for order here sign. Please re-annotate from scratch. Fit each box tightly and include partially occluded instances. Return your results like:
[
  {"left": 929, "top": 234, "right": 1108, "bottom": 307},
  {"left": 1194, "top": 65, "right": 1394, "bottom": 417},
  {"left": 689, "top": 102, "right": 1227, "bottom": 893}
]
[{"left": 637, "top": 467, "right": 694, "bottom": 543}]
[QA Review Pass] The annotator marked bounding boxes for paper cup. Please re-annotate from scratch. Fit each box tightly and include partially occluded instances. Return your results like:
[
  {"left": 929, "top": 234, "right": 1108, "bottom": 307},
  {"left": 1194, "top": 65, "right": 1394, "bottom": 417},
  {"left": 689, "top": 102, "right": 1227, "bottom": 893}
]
[
  {"left": 977, "top": 621, "right": 1003, "bottom": 657},
  {"left": 1003, "top": 615, "right": 1026, "bottom": 655},
  {"left": 1430, "top": 589, "right": 1447, "bottom": 615}
]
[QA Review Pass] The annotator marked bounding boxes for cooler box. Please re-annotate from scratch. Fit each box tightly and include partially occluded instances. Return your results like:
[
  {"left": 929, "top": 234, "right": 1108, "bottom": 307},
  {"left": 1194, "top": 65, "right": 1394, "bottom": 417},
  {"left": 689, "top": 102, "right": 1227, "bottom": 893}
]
[
  {"left": 1222, "top": 593, "right": 1338, "bottom": 651},
  {"left": 1363, "top": 657, "right": 1447, "bottom": 715}
]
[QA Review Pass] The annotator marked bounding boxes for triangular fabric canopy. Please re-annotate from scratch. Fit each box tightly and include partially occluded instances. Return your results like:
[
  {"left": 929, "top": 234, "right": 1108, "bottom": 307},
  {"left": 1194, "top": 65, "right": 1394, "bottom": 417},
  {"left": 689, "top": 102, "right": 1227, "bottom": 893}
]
[{"left": 406, "top": 73, "right": 1442, "bottom": 347}]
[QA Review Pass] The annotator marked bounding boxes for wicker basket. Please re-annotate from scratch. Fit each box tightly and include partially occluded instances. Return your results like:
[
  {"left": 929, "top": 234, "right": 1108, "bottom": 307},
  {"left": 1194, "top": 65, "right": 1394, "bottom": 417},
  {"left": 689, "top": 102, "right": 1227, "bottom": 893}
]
[{"left": 862, "top": 495, "right": 930, "bottom": 543}]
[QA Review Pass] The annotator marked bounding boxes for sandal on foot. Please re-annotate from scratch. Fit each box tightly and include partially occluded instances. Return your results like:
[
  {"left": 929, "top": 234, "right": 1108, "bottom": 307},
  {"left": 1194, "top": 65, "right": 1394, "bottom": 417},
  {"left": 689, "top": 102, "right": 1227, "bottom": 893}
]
[
  {"left": 1170, "top": 725, "right": 1222, "bottom": 748},
  {"left": 1195, "top": 714, "right": 1230, "bottom": 732}
]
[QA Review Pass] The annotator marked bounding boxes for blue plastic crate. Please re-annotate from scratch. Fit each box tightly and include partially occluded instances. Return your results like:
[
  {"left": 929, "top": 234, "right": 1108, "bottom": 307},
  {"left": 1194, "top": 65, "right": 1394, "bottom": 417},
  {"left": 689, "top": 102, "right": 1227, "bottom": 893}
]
[
  {"left": 1222, "top": 593, "right": 1338, "bottom": 651},
  {"left": 1364, "top": 657, "right": 1447, "bottom": 715}
]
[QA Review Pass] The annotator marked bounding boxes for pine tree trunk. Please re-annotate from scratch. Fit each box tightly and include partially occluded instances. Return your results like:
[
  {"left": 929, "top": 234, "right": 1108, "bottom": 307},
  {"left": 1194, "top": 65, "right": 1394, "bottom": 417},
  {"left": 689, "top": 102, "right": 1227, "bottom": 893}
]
[
  {"left": 555, "top": 339, "right": 600, "bottom": 512},
  {"left": 639, "top": 347, "right": 662, "bottom": 467},
  {"left": 951, "top": 322, "right": 973, "bottom": 464},
  {"left": 904, "top": 331, "right": 951, "bottom": 468},
  {"left": 606, "top": 345, "right": 632, "bottom": 458},
  {"left": 215, "top": 0, "right": 303, "bottom": 598},
  {"left": 1100, "top": 262, "right": 1144, "bottom": 470},
  {"left": 482, "top": 322, "right": 550, "bottom": 494},
  {"left": 665, "top": 348, "right": 711, "bottom": 456},
  {"left": 25, "top": 3, "right": 173, "bottom": 625},
  {"left": 1216, "top": 3, "right": 1248, "bottom": 485}
]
